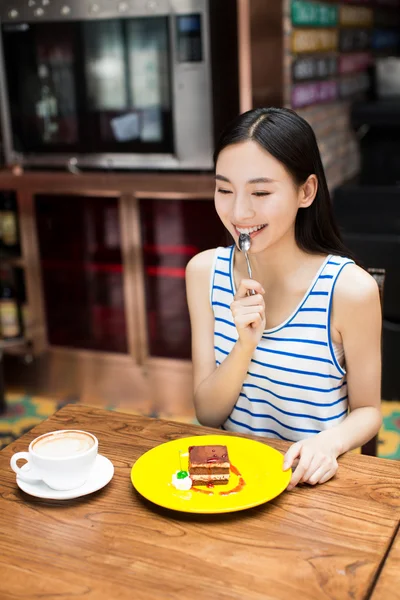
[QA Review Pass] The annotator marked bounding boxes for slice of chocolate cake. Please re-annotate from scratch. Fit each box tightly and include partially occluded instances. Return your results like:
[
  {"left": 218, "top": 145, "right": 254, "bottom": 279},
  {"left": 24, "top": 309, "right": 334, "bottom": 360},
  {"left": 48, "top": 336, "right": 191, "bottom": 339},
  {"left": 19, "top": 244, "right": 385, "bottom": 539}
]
[{"left": 189, "top": 445, "right": 230, "bottom": 486}]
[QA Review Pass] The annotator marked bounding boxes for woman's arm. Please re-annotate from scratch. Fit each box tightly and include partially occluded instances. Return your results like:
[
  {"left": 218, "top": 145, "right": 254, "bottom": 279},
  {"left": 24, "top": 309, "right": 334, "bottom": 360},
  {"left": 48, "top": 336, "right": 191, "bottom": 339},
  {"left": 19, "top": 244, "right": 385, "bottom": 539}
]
[
  {"left": 284, "top": 264, "right": 382, "bottom": 489},
  {"left": 326, "top": 263, "right": 383, "bottom": 452},
  {"left": 185, "top": 250, "right": 265, "bottom": 427}
]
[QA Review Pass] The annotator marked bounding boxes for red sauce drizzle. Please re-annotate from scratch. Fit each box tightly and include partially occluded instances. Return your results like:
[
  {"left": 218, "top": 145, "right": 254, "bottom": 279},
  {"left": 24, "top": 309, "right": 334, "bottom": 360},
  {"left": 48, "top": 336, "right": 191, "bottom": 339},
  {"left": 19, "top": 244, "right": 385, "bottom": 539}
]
[
  {"left": 230, "top": 464, "right": 241, "bottom": 477},
  {"left": 191, "top": 463, "right": 246, "bottom": 497},
  {"left": 218, "top": 476, "right": 245, "bottom": 496}
]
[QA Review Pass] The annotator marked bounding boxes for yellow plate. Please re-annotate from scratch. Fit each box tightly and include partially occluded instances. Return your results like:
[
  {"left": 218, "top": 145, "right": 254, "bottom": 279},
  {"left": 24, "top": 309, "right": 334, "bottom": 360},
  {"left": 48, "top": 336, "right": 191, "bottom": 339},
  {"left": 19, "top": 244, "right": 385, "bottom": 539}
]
[{"left": 131, "top": 434, "right": 291, "bottom": 514}]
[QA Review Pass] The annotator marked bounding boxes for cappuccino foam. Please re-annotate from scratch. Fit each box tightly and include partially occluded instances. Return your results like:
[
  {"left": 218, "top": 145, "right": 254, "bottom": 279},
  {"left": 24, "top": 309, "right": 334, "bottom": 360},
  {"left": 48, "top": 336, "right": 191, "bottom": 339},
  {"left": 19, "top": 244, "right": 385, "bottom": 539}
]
[{"left": 33, "top": 431, "right": 94, "bottom": 458}]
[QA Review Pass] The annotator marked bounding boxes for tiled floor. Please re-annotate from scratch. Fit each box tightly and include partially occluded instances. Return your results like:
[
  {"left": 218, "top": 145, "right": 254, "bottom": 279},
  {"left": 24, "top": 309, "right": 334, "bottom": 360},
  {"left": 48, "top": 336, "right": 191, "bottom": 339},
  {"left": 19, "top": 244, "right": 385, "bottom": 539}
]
[
  {"left": 0, "top": 393, "right": 197, "bottom": 450},
  {"left": 1, "top": 393, "right": 399, "bottom": 459}
]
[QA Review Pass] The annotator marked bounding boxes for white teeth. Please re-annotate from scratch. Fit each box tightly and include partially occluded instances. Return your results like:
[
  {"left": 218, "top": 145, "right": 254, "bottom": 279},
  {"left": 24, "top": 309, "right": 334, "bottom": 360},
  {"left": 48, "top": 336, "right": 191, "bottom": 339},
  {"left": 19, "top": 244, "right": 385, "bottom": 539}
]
[{"left": 236, "top": 224, "right": 266, "bottom": 234}]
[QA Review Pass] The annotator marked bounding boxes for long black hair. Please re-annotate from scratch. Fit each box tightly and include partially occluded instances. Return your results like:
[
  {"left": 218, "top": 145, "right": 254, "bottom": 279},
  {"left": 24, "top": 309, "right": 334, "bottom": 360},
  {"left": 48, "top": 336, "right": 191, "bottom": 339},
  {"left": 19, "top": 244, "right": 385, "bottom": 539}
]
[{"left": 214, "top": 107, "right": 355, "bottom": 261}]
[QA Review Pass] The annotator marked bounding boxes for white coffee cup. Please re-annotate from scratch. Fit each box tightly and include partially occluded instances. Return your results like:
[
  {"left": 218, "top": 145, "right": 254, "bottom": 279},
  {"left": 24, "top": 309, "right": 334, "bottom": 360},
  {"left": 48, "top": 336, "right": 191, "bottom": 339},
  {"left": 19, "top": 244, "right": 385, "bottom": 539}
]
[{"left": 10, "top": 430, "right": 98, "bottom": 491}]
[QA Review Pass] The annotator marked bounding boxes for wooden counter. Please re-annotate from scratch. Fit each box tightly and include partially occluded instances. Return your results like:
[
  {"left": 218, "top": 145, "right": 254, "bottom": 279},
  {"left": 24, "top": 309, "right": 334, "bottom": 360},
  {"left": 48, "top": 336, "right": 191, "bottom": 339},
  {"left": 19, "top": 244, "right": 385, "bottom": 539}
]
[{"left": 0, "top": 168, "right": 215, "bottom": 197}]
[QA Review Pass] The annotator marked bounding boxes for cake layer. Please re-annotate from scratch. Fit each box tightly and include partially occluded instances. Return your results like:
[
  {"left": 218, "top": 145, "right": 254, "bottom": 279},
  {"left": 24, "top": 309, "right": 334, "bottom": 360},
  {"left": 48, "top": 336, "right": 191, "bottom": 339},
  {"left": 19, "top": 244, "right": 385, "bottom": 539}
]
[
  {"left": 189, "top": 463, "right": 229, "bottom": 471},
  {"left": 191, "top": 474, "right": 229, "bottom": 485},
  {"left": 190, "top": 466, "right": 230, "bottom": 475}
]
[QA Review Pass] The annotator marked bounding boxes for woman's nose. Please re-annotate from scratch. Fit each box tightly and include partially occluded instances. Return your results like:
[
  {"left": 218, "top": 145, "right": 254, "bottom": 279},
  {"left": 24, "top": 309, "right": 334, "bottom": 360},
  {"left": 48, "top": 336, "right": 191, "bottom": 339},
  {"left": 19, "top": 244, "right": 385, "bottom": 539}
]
[{"left": 233, "top": 194, "right": 256, "bottom": 223}]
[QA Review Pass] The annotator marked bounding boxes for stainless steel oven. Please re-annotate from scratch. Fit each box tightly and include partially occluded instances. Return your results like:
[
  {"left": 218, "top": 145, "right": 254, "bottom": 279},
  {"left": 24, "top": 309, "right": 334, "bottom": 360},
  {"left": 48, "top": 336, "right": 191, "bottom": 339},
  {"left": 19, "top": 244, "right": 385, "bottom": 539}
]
[{"left": 0, "top": 0, "right": 235, "bottom": 171}]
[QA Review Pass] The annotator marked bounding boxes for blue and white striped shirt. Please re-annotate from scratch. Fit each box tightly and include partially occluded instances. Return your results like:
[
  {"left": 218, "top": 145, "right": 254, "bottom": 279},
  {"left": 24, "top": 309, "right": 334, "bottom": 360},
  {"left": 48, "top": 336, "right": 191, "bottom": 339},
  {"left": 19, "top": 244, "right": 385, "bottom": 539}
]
[{"left": 210, "top": 246, "right": 354, "bottom": 442}]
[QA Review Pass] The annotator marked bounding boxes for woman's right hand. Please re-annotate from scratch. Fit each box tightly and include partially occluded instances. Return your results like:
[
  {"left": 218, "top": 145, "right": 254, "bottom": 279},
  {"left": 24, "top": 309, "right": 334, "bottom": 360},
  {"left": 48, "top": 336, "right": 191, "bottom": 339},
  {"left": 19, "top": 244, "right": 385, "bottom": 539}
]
[{"left": 230, "top": 279, "right": 266, "bottom": 352}]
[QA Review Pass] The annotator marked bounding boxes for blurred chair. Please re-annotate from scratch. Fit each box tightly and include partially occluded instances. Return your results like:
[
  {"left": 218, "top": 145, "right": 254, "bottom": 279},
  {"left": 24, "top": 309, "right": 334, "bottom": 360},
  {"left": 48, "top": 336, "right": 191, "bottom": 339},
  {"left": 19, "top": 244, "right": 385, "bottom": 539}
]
[{"left": 361, "top": 268, "right": 386, "bottom": 457}]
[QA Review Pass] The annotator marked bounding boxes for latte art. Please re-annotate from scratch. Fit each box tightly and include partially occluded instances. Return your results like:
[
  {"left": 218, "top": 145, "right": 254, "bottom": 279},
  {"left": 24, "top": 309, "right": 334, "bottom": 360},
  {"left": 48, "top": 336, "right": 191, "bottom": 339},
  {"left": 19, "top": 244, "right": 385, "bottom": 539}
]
[{"left": 33, "top": 431, "right": 95, "bottom": 458}]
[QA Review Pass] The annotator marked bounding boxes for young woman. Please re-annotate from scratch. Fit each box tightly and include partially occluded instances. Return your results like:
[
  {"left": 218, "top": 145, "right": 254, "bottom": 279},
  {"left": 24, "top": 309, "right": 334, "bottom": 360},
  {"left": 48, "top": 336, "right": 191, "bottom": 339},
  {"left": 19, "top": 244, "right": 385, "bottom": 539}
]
[{"left": 185, "top": 107, "right": 382, "bottom": 491}]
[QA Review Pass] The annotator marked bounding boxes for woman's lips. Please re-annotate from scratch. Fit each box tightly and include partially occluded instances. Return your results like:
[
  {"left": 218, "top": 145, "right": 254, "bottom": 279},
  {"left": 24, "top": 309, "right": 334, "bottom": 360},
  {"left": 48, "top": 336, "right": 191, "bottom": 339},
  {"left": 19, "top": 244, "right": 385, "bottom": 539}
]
[{"left": 234, "top": 225, "right": 267, "bottom": 239}]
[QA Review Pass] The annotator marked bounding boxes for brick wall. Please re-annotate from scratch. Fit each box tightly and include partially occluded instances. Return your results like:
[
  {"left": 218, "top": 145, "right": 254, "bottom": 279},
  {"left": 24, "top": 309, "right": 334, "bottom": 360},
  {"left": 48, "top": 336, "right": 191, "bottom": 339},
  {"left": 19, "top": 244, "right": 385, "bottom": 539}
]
[{"left": 283, "top": 0, "right": 360, "bottom": 190}]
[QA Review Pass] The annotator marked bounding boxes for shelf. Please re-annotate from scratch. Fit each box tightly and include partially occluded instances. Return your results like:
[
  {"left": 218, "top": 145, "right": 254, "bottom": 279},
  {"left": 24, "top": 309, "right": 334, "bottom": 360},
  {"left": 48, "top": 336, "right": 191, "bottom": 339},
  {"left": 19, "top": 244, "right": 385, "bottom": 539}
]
[
  {"left": 0, "top": 169, "right": 215, "bottom": 197},
  {"left": 0, "top": 255, "right": 25, "bottom": 268},
  {"left": 0, "top": 338, "right": 31, "bottom": 355}
]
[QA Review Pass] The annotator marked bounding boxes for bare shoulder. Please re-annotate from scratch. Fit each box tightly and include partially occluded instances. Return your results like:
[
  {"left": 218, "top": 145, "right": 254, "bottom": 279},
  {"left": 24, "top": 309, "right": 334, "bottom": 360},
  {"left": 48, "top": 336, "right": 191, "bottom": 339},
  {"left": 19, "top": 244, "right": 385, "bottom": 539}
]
[
  {"left": 332, "top": 263, "right": 381, "bottom": 342},
  {"left": 186, "top": 248, "right": 216, "bottom": 272},
  {"left": 334, "top": 263, "right": 380, "bottom": 306},
  {"left": 185, "top": 248, "right": 218, "bottom": 309},
  {"left": 186, "top": 248, "right": 217, "bottom": 281}
]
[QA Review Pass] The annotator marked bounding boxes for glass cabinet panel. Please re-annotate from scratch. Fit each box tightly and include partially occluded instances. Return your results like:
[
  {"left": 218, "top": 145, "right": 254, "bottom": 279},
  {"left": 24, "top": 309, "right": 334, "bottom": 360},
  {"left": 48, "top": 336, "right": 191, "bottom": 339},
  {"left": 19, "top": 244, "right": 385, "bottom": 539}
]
[
  {"left": 140, "top": 199, "right": 227, "bottom": 360},
  {"left": 2, "top": 17, "right": 172, "bottom": 155},
  {"left": 35, "top": 194, "right": 127, "bottom": 353}
]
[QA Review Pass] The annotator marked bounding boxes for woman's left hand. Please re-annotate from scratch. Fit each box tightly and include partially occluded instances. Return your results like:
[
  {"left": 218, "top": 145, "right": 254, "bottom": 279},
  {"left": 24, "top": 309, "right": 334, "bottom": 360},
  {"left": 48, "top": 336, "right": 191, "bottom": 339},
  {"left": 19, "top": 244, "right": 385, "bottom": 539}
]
[{"left": 282, "top": 430, "right": 341, "bottom": 491}]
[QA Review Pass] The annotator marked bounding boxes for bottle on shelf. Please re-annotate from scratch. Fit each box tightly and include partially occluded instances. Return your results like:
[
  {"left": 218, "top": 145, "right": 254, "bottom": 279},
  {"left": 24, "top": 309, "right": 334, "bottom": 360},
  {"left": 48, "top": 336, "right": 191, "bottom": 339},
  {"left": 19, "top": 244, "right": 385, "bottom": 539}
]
[
  {"left": 14, "top": 267, "right": 31, "bottom": 339},
  {"left": 0, "top": 266, "right": 23, "bottom": 340},
  {"left": 0, "top": 191, "right": 20, "bottom": 258},
  {"left": 35, "top": 63, "right": 59, "bottom": 144}
]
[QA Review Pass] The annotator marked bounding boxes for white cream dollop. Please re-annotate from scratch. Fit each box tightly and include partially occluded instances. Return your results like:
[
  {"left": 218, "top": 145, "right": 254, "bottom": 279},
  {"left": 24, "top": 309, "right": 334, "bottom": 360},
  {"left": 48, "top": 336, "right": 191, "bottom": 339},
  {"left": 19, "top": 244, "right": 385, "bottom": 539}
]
[{"left": 171, "top": 470, "right": 192, "bottom": 491}]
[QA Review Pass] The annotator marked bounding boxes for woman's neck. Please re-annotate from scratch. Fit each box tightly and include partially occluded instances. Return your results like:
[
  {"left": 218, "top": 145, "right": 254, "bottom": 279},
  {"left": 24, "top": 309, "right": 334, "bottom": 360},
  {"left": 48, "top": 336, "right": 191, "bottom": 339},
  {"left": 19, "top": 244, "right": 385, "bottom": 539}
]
[{"left": 235, "top": 234, "right": 313, "bottom": 289}]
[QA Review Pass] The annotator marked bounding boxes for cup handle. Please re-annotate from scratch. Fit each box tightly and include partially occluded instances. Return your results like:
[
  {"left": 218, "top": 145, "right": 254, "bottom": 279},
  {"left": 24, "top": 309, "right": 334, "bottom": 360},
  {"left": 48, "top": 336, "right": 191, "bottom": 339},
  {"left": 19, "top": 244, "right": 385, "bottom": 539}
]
[{"left": 10, "top": 452, "right": 43, "bottom": 483}]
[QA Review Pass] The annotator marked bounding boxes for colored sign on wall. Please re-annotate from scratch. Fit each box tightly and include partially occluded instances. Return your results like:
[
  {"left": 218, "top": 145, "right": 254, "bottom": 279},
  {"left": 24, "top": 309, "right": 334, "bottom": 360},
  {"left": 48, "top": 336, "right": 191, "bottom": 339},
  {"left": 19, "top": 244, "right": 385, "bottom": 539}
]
[
  {"left": 340, "top": 72, "right": 371, "bottom": 98},
  {"left": 292, "top": 29, "right": 338, "bottom": 53},
  {"left": 290, "top": 0, "right": 390, "bottom": 108},
  {"left": 291, "top": 1, "right": 338, "bottom": 27},
  {"left": 340, "top": 6, "right": 373, "bottom": 27},
  {"left": 292, "top": 55, "right": 337, "bottom": 81},
  {"left": 372, "top": 29, "right": 400, "bottom": 50},
  {"left": 339, "top": 29, "right": 371, "bottom": 52},
  {"left": 292, "top": 80, "right": 338, "bottom": 108},
  {"left": 339, "top": 52, "right": 371, "bottom": 74}
]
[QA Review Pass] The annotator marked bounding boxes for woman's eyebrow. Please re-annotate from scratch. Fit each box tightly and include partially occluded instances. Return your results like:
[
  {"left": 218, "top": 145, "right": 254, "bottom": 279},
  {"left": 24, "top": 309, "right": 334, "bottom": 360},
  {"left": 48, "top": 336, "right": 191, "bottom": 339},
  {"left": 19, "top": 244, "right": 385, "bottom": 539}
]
[
  {"left": 247, "top": 177, "right": 275, "bottom": 184},
  {"left": 215, "top": 174, "right": 275, "bottom": 184}
]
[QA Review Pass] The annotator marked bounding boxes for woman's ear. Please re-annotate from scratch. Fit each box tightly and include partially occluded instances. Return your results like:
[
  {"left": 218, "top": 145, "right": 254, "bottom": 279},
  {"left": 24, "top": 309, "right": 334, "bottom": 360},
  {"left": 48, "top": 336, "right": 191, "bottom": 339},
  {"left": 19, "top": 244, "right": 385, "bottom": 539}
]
[{"left": 299, "top": 175, "right": 318, "bottom": 208}]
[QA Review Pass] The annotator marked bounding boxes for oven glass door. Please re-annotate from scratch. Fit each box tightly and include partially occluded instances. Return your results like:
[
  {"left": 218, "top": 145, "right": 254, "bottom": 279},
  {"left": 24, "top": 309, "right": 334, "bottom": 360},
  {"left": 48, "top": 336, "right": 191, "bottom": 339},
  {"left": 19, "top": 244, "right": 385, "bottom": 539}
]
[{"left": 1, "top": 17, "right": 173, "bottom": 155}]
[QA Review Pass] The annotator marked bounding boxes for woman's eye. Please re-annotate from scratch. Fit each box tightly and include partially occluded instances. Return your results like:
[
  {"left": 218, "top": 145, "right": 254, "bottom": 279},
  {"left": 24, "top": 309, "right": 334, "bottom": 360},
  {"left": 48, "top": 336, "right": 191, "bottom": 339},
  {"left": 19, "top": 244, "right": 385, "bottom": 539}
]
[
  {"left": 252, "top": 191, "right": 271, "bottom": 197},
  {"left": 217, "top": 188, "right": 233, "bottom": 195}
]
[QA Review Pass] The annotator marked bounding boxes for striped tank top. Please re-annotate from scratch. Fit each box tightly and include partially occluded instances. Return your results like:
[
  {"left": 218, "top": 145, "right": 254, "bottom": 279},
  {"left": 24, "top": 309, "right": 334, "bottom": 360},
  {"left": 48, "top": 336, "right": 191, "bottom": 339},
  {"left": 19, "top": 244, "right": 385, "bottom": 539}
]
[{"left": 210, "top": 246, "right": 354, "bottom": 442}]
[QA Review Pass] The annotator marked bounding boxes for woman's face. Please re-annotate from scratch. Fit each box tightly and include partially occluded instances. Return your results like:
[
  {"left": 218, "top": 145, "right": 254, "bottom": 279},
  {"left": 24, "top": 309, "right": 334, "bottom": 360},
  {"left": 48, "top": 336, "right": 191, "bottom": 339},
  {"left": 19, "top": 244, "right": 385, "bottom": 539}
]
[{"left": 214, "top": 140, "right": 312, "bottom": 253}]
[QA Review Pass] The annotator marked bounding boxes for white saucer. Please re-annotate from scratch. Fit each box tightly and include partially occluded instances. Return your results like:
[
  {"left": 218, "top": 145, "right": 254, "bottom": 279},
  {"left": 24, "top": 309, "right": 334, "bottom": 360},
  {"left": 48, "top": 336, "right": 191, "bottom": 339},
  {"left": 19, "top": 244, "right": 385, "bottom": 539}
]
[{"left": 16, "top": 454, "right": 114, "bottom": 500}]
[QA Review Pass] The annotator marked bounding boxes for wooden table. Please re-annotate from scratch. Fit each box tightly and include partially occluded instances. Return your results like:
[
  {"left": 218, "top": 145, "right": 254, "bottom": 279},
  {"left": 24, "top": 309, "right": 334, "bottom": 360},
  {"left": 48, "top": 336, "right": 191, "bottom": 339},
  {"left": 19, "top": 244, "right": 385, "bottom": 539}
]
[
  {"left": 371, "top": 524, "right": 400, "bottom": 600},
  {"left": 1, "top": 404, "right": 400, "bottom": 600}
]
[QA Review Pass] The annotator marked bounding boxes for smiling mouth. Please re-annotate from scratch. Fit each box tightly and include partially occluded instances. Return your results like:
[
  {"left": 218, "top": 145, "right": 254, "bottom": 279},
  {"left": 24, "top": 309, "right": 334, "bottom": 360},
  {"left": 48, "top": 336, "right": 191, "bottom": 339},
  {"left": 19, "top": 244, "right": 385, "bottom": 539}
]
[{"left": 235, "top": 224, "right": 267, "bottom": 237}]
